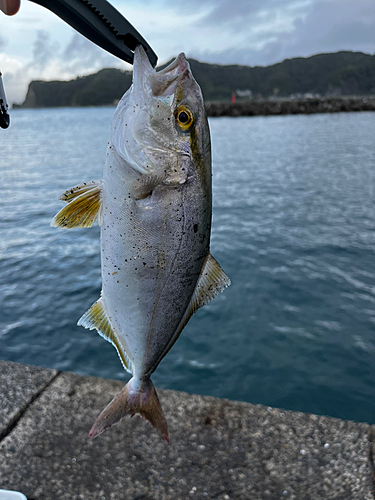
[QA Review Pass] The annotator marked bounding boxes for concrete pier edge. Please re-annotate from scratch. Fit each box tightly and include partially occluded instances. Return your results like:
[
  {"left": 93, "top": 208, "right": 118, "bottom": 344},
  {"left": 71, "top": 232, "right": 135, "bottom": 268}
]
[{"left": 1, "top": 360, "right": 375, "bottom": 500}]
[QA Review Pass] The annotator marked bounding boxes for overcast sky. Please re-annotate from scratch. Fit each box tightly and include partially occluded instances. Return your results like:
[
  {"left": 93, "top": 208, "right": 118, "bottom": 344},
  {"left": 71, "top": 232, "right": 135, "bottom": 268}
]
[{"left": 1, "top": 0, "right": 374, "bottom": 104}]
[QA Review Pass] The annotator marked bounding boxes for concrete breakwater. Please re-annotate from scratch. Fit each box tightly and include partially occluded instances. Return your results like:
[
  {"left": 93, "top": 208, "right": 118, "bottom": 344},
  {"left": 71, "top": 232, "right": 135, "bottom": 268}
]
[
  {"left": 1, "top": 360, "right": 375, "bottom": 500},
  {"left": 205, "top": 96, "right": 375, "bottom": 117}
]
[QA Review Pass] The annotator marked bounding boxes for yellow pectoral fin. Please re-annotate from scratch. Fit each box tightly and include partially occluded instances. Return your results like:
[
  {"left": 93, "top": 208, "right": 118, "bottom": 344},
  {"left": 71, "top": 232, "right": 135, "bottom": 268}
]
[
  {"left": 59, "top": 181, "right": 102, "bottom": 202},
  {"left": 51, "top": 181, "right": 102, "bottom": 228},
  {"left": 77, "top": 297, "right": 133, "bottom": 375}
]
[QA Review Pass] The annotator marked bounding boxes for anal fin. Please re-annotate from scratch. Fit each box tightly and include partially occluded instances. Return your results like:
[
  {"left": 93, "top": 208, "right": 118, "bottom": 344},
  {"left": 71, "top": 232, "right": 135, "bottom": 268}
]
[
  {"left": 51, "top": 181, "right": 102, "bottom": 228},
  {"left": 77, "top": 297, "right": 133, "bottom": 374}
]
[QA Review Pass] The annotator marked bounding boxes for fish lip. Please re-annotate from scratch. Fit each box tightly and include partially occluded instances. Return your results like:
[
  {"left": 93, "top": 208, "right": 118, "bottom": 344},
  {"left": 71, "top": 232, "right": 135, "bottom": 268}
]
[
  {"left": 133, "top": 44, "right": 154, "bottom": 73},
  {"left": 157, "top": 53, "right": 189, "bottom": 76},
  {"left": 132, "top": 47, "right": 191, "bottom": 98},
  {"left": 131, "top": 45, "right": 155, "bottom": 101},
  {"left": 149, "top": 53, "right": 191, "bottom": 98}
]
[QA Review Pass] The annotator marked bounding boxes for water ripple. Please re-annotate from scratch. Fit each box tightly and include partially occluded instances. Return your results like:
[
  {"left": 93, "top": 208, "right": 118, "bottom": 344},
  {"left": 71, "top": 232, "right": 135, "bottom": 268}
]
[{"left": 1, "top": 109, "right": 375, "bottom": 423}]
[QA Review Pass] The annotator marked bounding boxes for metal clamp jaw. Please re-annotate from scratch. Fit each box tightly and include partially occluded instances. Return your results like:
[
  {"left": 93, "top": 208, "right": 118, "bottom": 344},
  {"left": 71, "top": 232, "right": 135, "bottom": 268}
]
[
  {"left": 29, "top": 0, "right": 158, "bottom": 67},
  {"left": 0, "top": 0, "right": 158, "bottom": 130},
  {"left": 0, "top": 72, "right": 10, "bottom": 129}
]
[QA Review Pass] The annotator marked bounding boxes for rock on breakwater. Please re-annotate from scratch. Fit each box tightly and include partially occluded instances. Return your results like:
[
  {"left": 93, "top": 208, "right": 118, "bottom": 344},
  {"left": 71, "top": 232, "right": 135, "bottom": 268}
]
[{"left": 205, "top": 96, "right": 375, "bottom": 117}]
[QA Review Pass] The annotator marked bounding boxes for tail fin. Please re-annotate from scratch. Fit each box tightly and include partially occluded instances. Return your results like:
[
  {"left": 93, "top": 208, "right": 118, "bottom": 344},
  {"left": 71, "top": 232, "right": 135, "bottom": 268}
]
[{"left": 89, "top": 377, "right": 169, "bottom": 442}]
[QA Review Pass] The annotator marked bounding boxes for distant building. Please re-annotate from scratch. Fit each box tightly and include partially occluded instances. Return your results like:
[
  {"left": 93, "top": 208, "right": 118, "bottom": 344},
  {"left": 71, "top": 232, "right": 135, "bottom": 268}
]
[{"left": 236, "top": 89, "right": 253, "bottom": 98}]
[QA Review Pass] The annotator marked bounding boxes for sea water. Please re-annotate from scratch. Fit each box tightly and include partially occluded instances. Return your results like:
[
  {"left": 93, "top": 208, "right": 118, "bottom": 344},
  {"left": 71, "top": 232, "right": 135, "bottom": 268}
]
[{"left": 1, "top": 108, "right": 375, "bottom": 423}]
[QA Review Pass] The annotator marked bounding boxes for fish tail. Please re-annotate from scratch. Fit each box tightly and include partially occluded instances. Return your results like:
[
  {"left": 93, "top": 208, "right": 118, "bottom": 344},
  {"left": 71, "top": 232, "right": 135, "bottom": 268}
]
[{"left": 88, "top": 377, "right": 169, "bottom": 443}]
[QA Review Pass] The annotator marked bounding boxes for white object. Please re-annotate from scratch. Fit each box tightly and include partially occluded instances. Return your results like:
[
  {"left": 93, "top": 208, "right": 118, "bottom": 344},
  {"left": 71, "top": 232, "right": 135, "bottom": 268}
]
[{"left": 0, "top": 490, "right": 27, "bottom": 500}]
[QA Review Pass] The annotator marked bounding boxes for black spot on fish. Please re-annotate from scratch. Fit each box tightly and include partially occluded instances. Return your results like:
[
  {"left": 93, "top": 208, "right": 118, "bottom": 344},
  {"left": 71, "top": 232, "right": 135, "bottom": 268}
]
[{"left": 194, "top": 224, "right": 198, "bottom": 233}]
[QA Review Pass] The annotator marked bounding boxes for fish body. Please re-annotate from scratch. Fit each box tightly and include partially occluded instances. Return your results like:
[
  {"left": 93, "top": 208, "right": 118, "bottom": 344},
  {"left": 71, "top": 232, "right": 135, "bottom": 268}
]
[{"left": 52, "top": 46, "right": 230, "bottom": 441}]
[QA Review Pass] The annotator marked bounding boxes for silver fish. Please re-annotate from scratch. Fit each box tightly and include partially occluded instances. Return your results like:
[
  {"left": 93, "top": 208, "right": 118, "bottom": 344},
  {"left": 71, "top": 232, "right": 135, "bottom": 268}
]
[{"left": 52, "top": 46, "right": 230, "bottom": 442}]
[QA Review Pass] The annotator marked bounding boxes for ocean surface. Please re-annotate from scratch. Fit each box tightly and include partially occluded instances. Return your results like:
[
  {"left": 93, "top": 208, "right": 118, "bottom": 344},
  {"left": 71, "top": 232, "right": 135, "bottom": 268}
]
[{"left": 1, "top": 108, "right": 375, "bottom": 424}]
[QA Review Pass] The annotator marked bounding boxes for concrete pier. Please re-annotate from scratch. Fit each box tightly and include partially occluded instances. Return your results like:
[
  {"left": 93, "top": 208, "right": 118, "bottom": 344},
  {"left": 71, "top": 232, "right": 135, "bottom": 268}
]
[{"left": 0, "top": 360, "right": 374, "bottom": 500}]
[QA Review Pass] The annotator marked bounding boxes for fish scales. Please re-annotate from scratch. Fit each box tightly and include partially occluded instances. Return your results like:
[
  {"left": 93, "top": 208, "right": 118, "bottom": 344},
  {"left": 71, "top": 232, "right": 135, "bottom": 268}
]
[
  {"left": 102, "top": 146, "right": 210, "bottom": 376},
  {"left": 52, "top": 46, "right": 230, "bottom": 442}
]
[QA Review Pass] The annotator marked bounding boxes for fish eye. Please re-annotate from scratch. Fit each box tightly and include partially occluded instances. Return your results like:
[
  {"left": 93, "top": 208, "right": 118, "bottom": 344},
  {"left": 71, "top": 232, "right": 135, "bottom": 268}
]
[
  {"left": 175, "top": 105, "right": 194, "bottom": 131},
  {"left": 179, "top": 111, "right": 189, "bottom": 123}
]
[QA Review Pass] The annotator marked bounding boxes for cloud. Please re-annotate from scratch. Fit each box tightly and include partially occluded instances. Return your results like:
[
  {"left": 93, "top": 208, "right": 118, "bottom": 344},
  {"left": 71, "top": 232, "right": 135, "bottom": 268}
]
[
  {"left": 159, "top": 0, "right": 314, "bottom": 65},
  {"left": 286, "top": 0, "right": 375, "bottom": 56},
  {"left": 180, "top": 0, "right": 375, "bottom": 66},
  {"left": 200, "top": 0, "right": 302, "bottom": 27},
  {"left": 24, "top": 30, "right": 123, "bottom": 77},
  {"left": 61, "top": 32, "right": 126, "bottom": 75},
  {"left": 3, "top": 0, "right": 375, "bottom": 104},
  {"left": 30, "top": 30, "right": 60, "bottom": 71},
  {"left": 4, "top": 29, "right": 128, "bottom": 104},
  {"left": 169, "top": 0, "right": 312, "bottom": 28},
  {"left": 0, "top": 53, "right": 25, "bottom": 105},
  {"left": 256, "top": 0, "right": 375, "bottom": 65}
]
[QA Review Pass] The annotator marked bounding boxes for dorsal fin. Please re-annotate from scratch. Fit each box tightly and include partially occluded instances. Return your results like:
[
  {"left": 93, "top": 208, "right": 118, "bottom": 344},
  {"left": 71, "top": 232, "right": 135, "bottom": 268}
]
[
  {"left": 78, "top": 298, "right": 133, "bottom": 375},
  {"left": 51, "top": 181, "right": 102, "bottom": 228}
]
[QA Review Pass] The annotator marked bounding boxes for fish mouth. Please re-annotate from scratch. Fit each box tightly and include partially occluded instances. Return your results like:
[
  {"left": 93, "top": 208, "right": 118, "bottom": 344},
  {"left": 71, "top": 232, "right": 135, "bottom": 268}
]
[
  {"left": 133, "top": 45, "right": 191, "bottom": 99},
  {"left": 150, "top": 53, "right": 191, "bottom": 97}
]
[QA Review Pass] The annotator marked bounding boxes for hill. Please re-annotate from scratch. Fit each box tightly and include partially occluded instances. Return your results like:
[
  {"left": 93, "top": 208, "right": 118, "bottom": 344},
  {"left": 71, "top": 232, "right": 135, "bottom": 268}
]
[{"left": 19, "top": 51, "right": 375, "bottom": 108}]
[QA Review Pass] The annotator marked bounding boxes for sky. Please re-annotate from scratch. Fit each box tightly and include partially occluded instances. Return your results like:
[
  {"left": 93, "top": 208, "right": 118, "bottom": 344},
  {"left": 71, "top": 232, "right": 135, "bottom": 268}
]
[{"left": 0, "top": 0, "right": 374, "bottom": 104}]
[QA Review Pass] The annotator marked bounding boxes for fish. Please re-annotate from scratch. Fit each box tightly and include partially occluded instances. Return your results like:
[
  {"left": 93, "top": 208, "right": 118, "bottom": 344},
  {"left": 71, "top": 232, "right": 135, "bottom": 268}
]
[{"left": 51, "top": 45, "right": 230, "bottom": 442}]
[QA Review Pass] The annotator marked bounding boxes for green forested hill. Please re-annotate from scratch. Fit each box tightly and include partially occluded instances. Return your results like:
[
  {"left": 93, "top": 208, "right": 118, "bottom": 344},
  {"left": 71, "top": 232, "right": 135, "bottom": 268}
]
[
  {"left": 20, "top": 51, "right": 375, "bottom": 108},
  {"left": 188, "top": 51, "right": 375, "bottom": 100},
  {"left": 21, "top": 68, "right": 133, "bottom": 107}
]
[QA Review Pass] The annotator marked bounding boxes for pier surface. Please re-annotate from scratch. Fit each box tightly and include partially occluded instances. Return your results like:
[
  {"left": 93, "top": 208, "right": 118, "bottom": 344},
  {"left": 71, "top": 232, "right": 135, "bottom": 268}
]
[{"left": 1, "top": 360, "right": 374, "bottom": 500}]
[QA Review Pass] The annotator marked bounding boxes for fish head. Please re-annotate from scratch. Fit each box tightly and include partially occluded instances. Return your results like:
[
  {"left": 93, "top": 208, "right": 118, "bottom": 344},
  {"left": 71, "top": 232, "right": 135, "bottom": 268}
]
[{"left": 111, "top": 45, "right": 210, "bottom": 184}]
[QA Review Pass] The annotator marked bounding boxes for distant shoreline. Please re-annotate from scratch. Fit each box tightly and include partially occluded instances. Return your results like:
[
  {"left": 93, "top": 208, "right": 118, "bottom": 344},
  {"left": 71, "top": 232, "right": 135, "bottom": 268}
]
[
  {"left": 14, "top": 96, "right": 375, "bottom": 117},
  {"left": 205, "top": 96, "right": 375, "bottom": 117}
]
